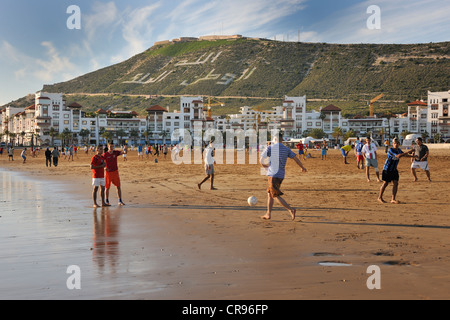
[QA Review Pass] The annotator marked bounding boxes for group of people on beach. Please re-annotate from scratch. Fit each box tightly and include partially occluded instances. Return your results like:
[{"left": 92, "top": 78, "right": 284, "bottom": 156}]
[
  {"left": 339, "top": 136, "right": 431, "bottom": 204},
  {"left": 86, "top": 133, "right": 432, "bottom": 220},
  {"left": 5, "top": 131, "right": 430, "bottom": 220}
]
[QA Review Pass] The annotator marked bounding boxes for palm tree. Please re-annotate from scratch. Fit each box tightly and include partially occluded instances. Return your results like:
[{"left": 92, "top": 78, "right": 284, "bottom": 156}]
[
  {"left": 20, "top": 131, "right": 26, "bottom": 146},
  {"left": 160, "top": 129, "right": 170, "bottom": 144},
  {"left": 49, "top": 127, "right": 58, "bottom": 146},
  {"left": 319, "top": 111, "right": 326, "bottom": 131},
  {"left": 129, "top": 129, "right": 139, "bottom": 146},
  {"left": 332, "top": 127, "right": 344, "bottom": 146},
  {"left": 79, "top": 128, "right": 90, "bottom": 146},
  {"left": 101, "top": 130, "right": 113, "bottom": 145},
  {"left": 9, "top": 132, "right": 17, "bottom": 146},
  {"left": 61, "top": 128, "right": 72, "bottom": 146},
  {"left": 144, "top": 128, "right": 153, "bottom": 143},
  {"left": 3, "top": 129, "right": 10, "bottom": 145},
  {"left": 116, "top": 129, "right": 126, "bottom": 145}
]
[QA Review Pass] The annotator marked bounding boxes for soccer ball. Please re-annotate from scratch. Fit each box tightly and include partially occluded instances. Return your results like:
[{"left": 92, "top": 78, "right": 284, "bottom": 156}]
[{"left": 248, "top": 196, "right": 258, "bottom": 206}]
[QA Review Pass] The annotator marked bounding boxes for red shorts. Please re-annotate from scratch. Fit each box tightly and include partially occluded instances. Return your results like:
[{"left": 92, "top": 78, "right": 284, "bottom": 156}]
[
  {"left": 356, "top": 155, "right": 364, "bottom": 162},
  {"left": 105, "top": 170, "right": 121, "bottom": 188}
]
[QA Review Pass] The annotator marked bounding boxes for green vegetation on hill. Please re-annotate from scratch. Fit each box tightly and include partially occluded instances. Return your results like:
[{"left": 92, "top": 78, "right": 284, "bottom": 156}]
[{"left": 4, "top": 38, "right": 449, "bottom": 117}]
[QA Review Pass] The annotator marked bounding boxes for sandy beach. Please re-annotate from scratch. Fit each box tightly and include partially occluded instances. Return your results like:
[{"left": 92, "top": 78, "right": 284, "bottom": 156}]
[{"left": 0, "top": 146, "right": 449, "bottom": 300}]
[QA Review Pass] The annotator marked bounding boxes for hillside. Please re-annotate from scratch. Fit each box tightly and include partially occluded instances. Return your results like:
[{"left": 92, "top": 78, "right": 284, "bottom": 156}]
[{"left": 7, "top": 38, "right": 450, "bottom": 117}]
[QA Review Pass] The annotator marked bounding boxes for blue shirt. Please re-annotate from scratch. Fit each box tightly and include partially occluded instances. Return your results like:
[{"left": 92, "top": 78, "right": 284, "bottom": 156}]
[
  {"left": 261, "top": 143, "right": 296, "bottom": 179},
  {"left": 138, "top": 145, "right": 143, "bottom": 152},
  {"left": 383, "top": 147, "right": 403, "bottom": 171},
  {"left": 355, "top": 141, "right": 364, "bottom": 154}
]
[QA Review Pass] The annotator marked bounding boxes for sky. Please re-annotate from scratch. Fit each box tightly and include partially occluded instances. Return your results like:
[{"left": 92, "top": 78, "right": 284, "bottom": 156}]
[{"left": 0, "top": 0, "right": 449, "bottom": 105}]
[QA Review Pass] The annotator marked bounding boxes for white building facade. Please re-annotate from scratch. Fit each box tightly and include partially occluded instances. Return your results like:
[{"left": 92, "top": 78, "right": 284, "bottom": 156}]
[{"left": 2, "top": 91, "right": 449, "bottom": 147}]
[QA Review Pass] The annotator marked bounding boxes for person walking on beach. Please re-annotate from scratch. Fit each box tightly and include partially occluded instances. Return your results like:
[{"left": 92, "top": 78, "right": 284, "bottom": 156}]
[
  {"left": 198, "top": 141, "right": 217, "bottom": 190},
  {"left": 8, "top": 146, "right": 14, "bottom": 161},
  {"left": 52, "top": 147, "right": 60, "bottom": 167},
  {"left": 90, "top": 145, "right": 110, "bottom": 208},
  {"left": 138, "top": 144, "right": 143, "bottom": 160},
  {"left": 103, "top": 143, "right": 126, "bottom": 206},
  {"left": 45, "top": 148, "right": 52, "bottom": 167},
  {"left": 68, "top": 145, "right": 74, "bottom": 161},
  {"left": 260, "top": 135, "right": 307, "bottom": 221},
  {"left": 361, "top": 137, "right": 381, "bottom": 182},
  {"left": 21, "top": 148, "right": 27, "bottom": 164},
  {"left": 378, "top": 138, "right": 414, "bottom": 204},
  {"left": 355, "top": 138, "right": 364, "bottom": 169},
  {"left": 163, "top": 144, "right": 168, "bottom": 160},
  {"left": 411, "top": 137, "right": 431, "bottom": 182},
  {"left": 122, "top": 144, "right": 128, "bottom": 162}
]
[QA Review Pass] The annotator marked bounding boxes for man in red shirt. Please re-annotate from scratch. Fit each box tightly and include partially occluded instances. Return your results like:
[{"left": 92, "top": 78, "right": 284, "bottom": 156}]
[
  {"left": 90, "top": 145, "right": 110, "bottom": 208},
  {"left": 103, "top": 143, "right": 125, "bottom": 206}
]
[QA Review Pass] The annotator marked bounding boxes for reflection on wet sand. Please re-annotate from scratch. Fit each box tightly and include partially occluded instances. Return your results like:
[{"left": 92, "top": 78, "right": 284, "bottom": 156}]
[{"left": 92, "top": 208, "right": 120, "bottom": 275}]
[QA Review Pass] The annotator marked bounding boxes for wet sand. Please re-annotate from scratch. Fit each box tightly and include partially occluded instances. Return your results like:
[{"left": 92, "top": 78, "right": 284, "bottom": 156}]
[{"left": 0, "top": 147, "right": 449, "bottom": 300}]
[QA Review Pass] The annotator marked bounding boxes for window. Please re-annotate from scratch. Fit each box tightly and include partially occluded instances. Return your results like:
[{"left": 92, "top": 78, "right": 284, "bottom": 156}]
[{"left": 64, "top": 120, "right": 69, "bottom": 125}]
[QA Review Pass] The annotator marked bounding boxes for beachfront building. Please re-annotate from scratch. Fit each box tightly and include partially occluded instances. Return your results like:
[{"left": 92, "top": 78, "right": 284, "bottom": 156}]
[
  {"left": 320, "top": 104, "right": 343, "bottom": 136},
  {"left": 428, "top": 90, "right": 450, "bottom": 141},
  {"left": 1, "top": 106, "right": 25, "bottom": 146},
  {"left": 407, "top": 100, "right": 429, "bottom": 134},
  {"left": 389, "top": 113, "right": 410, "bottom": 137}
]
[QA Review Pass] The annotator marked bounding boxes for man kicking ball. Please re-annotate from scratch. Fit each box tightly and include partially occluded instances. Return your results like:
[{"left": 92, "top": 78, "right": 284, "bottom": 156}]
[{"left": 260, "top": 134, "right": 307, "bottom": 221}]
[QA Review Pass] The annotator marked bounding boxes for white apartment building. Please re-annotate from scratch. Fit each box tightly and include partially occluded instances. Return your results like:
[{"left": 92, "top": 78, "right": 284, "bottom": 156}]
[
  {"left": 2, "top": 91, "right": 449, "bottom": 147},
  {"left": 428, "top": 90, "right": 450, "bottom": 140}
]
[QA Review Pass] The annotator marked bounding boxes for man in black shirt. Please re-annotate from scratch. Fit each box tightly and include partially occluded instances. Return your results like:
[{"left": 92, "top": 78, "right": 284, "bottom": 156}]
[
  {"left": 411, "top": 137, "right": 431, "bottom": 182},
  {"left": 45, "top": 148, "right": 52, "bottom": 167}
]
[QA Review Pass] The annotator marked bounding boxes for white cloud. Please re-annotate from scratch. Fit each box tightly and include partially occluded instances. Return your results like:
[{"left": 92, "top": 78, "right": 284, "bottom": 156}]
[
  {"left": 0, "top": 41, "right": 77, "bottom": 83},
  {"left": 304, "top": 0, "right": 450, "bottom": 44},
  {"left": 114, "top": 3, "right": 162, "bottom": 63},
  {"left": 158, "top": 0, "right": 307, "bottom": 41},
  {"left": 84, "top": 1, "right": 121, "bottom": 42}
]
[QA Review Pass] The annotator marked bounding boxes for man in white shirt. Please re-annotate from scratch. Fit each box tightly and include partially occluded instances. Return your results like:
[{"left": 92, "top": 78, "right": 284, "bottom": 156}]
[
  {"left": 361, "top": 137, "right": 381, "bottom": 182},
  {"left": 198, "top": 142, "right": 217, "bottom": 190}
]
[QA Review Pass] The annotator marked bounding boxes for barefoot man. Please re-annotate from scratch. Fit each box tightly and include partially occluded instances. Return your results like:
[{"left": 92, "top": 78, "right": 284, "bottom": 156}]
[
  {"left": 103, "top": 143, "right": 126, "bottom": 206},
  {"left": 361, "top": 137, "right": 381, "bottom": 182},
  {"left": 411, "top": 137, "right": 431, "bottom": 182},
  {"left": 198, "top": 141, "right": 217, "bottom": 190},
  {"left": 378, "top": 138, "right": 413, "bottom": 204},
  {"left": 260, "top": 135, "right": 307, "bottom": 221},
  {"left": 90, "top": 145, "right": 110, "bottom": 208}
]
